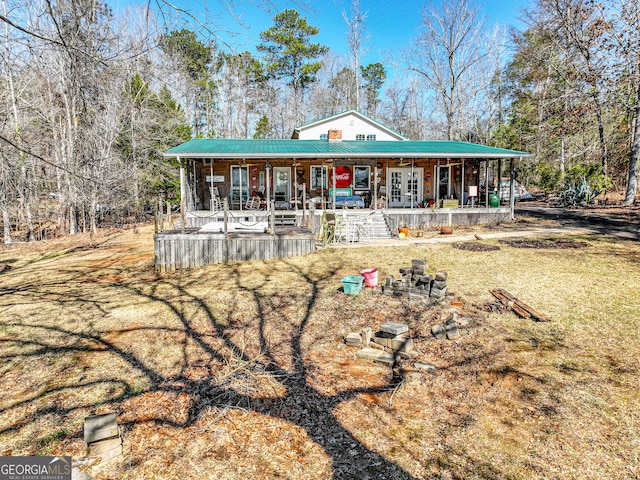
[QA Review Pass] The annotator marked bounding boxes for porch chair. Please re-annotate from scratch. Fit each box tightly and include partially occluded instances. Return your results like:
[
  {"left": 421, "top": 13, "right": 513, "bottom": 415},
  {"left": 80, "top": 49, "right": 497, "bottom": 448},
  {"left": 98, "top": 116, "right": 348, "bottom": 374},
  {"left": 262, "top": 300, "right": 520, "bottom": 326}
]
[
  {"left": 245, "top": 196, "right": 261, "bottom": 210},
  {"left": 210, "top": 186, "right": 222, "bottom": 211}
]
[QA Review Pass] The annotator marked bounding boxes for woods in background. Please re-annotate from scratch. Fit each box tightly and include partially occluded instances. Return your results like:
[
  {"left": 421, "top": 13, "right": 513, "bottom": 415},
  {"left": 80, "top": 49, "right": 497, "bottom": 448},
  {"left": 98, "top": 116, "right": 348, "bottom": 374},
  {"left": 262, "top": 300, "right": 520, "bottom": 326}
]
[{"left": 1, "top": 0, "right": 638, "bottom": 243}]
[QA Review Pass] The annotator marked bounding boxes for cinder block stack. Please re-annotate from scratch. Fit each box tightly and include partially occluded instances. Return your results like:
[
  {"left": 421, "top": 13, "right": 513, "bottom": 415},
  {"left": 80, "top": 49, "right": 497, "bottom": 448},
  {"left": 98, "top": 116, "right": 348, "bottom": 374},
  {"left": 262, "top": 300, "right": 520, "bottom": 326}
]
[
  {"left": 379, "top": 259, "right": 448, "bottom": 302},
  {"left": 345, "top": 321, "right": 418, "bottom": 366}
]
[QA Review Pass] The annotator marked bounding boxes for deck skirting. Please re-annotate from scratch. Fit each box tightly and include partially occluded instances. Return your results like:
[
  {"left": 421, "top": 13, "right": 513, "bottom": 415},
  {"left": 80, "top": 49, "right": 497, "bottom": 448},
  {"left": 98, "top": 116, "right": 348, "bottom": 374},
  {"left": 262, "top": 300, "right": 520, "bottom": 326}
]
[{"left": 154, "top": 231, "right": 316, "bottom": 272}]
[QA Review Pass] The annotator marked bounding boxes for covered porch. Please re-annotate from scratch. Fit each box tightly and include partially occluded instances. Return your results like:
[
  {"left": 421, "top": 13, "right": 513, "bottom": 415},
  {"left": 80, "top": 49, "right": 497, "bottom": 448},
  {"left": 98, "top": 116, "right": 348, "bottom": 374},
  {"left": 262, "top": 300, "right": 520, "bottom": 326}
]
[{"left": 164, "top": 138, "right": 531, "bottom": 239}]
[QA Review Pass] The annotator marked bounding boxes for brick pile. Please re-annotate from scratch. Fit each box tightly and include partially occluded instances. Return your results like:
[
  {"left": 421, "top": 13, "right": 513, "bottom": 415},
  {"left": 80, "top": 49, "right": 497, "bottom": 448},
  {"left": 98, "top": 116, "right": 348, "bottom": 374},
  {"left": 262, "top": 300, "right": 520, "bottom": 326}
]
[
  {"left": 345, "top": 321, "right": 435, "bottom": 373},
  {"left": 379, "top": 259, "right": 448, "bottom": 302}
]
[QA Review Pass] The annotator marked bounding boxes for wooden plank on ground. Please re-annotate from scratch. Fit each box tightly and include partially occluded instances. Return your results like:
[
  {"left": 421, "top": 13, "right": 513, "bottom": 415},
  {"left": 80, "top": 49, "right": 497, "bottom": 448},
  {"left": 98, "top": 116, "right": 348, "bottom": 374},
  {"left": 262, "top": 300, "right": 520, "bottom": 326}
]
[{"left": 490, "top": 289, "right": 550, "bottom": 322}]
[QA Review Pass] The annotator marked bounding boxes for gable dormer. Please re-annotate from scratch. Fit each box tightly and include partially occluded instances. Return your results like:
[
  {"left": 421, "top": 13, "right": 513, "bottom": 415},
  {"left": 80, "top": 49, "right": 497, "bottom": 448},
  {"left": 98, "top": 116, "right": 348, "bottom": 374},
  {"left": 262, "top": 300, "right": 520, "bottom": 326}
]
[{"left": 292, "top": 110, "right": 407, "bottom": 141}]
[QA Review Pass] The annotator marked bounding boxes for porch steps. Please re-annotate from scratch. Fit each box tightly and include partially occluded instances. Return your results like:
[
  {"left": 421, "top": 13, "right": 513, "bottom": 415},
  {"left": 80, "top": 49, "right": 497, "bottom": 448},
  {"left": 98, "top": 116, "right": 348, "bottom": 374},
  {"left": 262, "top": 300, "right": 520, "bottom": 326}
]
[{"left": 340, "top": 211, "right": 391, "bottom": 240}]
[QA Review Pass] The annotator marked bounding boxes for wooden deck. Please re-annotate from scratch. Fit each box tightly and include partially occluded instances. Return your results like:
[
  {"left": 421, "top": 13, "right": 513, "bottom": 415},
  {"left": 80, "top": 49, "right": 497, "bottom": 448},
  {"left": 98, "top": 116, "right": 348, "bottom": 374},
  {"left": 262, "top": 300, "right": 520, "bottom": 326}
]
[{"left": 154, "top": 230, "right": 316, "bottom": 272}]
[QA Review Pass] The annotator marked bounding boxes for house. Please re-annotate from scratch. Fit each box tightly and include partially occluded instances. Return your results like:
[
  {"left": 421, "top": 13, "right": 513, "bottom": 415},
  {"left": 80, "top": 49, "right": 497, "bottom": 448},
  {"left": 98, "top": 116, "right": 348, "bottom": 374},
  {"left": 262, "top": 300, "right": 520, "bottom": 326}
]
[{"left": 163, "top": 111, "right": 532, "bottom": 231}]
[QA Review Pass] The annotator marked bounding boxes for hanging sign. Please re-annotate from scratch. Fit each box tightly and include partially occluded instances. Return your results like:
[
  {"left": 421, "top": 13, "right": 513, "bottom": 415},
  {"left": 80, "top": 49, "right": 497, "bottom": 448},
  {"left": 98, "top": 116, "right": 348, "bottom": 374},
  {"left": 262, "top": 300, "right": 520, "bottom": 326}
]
[{"left": 330, "top": 166, "right": 352, "bottom": 188}]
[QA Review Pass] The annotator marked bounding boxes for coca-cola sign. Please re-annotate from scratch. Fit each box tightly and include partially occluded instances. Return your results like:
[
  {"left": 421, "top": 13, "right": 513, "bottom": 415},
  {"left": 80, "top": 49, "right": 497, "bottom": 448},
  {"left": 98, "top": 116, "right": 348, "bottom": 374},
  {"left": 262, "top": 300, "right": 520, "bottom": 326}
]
[{"left": 330, "top": 166, "right": 352, "bottom": 188}]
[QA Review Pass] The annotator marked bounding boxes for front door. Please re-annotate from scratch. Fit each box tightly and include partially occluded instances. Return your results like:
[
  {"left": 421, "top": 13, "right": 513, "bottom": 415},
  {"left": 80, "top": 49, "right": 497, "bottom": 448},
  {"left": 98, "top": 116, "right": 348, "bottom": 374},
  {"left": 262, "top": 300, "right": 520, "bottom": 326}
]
[
  {"left": 273, "top": 167, "right": 291, "bottom": 207},
  {"left": 230, "top": 166, "right": 249, "bottom": 205},
  {"left": 388, "top": 168, "right": 423, "bottom": 207},
  {"left": 438, "top": 165, "right": 451, "bottom": 199}
]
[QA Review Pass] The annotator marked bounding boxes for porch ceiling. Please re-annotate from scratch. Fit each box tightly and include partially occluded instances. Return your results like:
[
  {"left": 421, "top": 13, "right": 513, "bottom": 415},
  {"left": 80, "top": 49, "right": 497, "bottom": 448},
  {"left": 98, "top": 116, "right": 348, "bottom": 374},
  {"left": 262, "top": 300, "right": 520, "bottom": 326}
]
[{"left": 164, "top": 139, "right": 532, "bottom": 160}]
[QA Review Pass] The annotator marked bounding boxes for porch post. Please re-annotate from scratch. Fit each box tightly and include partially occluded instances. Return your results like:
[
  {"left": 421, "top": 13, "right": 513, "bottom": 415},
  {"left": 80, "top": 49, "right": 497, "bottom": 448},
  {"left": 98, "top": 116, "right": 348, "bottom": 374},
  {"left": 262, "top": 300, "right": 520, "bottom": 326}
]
[
  {"left": 209, "top": 161, "right": 214, "bottom": 211},
  {"left": 373, "top": 161, "right": 378, "bottom": 210},
  {"left": 510, "top": 158, "right": 516, "bottom": 219},
  {"left": 265, "top": 162, "right": 273, "bottom": 233},
  {"left": 294, "top": 160, "right": 298, "bottom": 213},
  {"left": 461, "top": 159, "right": 465, "bottom": 209},
  {"left": 484, "top": 160, "right": 489, "bottom": 207},
  {"left": 179, "top": 157, "right": 186, "bottom": 205},
  {"left": 435, "top": 159, "right": 440, "bottom": 208},
  {"left": 332, "top": 163, "right": 336, "bottom": 210},
  {"left": 497, "top": 158, "right": 502, "bottom": 201}
]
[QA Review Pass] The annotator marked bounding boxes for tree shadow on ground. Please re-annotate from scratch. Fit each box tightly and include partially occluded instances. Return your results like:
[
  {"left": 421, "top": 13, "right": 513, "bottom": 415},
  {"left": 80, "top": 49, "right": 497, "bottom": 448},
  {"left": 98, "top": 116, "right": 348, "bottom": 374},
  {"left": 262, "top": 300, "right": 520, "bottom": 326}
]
[{"left": 0, "top": 252, "right": 417, "bottom": 478}]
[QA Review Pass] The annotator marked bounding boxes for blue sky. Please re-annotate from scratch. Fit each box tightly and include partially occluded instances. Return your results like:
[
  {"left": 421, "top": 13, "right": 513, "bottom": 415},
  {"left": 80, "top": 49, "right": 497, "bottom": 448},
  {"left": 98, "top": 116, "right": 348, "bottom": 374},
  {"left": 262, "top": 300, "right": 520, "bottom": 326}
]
[{"left": 194, "top": 0, "right": 531, "bottom": 65}]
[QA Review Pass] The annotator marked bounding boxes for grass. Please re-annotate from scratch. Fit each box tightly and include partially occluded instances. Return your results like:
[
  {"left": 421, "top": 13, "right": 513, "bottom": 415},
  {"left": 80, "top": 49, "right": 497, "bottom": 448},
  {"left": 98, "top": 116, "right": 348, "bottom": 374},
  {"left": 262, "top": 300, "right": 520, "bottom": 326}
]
[{"left": 1, "top": 222, "right": 639, "bottom": 479}]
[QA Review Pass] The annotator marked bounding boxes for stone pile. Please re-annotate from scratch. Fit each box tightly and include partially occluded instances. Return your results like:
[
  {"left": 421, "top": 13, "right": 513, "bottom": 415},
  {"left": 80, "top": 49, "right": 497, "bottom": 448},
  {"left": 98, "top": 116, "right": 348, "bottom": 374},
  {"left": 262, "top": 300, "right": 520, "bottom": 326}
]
[
  {"left": 379, "top": 259, "right": 448, "bottom": 302},
  {"left": 345, "top": 321, "right": 419, "bottom": 366},
  {"left": 430, "top": 311, "right": 472, "bottom": 340}
]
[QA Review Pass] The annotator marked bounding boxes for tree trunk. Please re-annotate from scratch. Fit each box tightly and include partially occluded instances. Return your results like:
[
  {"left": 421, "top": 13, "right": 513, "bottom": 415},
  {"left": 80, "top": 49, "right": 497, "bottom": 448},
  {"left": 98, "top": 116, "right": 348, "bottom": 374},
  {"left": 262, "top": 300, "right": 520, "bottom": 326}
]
[
  {"left": 1, "top": 191, "right": 11, "bottom": 245},
  {"left": 623, "top": 80, "right": 640, "bottom": 205}
]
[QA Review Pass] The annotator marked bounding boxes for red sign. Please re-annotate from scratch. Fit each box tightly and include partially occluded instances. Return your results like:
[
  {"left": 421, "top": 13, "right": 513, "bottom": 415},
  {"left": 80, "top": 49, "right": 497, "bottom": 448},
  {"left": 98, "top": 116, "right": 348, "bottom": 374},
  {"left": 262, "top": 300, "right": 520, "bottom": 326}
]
[{"left": 330, "top": 166, "right": 352, "bottom": 188}]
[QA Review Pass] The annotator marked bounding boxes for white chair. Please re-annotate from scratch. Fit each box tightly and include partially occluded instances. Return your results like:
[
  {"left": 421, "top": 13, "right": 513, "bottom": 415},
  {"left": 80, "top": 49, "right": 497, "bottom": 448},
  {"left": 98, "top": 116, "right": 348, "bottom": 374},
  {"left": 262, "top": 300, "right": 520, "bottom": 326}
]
[{"left": 210, "top": 186, "right": 222, "bottom": 211}]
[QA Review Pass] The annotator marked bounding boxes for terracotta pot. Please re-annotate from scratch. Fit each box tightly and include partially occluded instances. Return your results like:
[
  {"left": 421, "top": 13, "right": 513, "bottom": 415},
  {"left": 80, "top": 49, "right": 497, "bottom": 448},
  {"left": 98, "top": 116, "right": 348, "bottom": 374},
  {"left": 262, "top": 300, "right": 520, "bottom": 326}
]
[{"left": 440, "top": 225, "right": 454, "bottom": 235}]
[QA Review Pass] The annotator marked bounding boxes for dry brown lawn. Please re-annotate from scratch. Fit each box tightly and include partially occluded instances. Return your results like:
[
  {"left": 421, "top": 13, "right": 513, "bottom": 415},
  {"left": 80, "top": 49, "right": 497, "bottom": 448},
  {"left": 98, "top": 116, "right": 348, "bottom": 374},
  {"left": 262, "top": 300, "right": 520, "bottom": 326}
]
[{"left": 1, "top": 221, "right": 639, "bottom": 479}]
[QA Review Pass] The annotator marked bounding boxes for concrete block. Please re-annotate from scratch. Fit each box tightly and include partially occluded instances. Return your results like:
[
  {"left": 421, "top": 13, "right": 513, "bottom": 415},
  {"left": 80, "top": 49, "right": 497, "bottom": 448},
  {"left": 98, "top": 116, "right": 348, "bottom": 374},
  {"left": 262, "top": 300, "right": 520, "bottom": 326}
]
[
  {"left": 356, "top": 347, "right": 385, "bottom": 360},
  {"left": 432, "top": 280, "right": 447, "bottom": 290},
  {"left": 361, "top": 327, "right": 372, "bottom": 346},
  {"left": 84, "top": 413, "right": 118, "bottom": 444},
  {"left": 430, "top": 287, "right": 447, "bottom": 299},
  {"left": 396, "top": 350, "right": 418, "bottom": 360},
  {"left": 87, "top": 436, "right": 121, "bottom": 457},
  {"left": 389, "top": 337, "right": 414, "bottom": 353},
  {"left": 369, "top": 341, "right": 384, "bottom": 351},
  {"left": 374, "top": 353, "right": 395, "bottom": 366},
  {"left": 445, "top": 323, "right": 459, "bottom": 339},
  {"left": 435, "top": 271, "right": 448, "bottom": 281},
  {"left": 443, "top": 312, "right": 459, "bottom": 326},
  {"left": 345, "top": 332, "right": 362, "bottom": 346},
  {"left": 414, "top": 362, "right": 437, "bottom": 372},
  {"left": 399, "top": 267, "right": 413, "bottom": 275},
  {"left": 380, "top": 321, "right": 409, "bottom": 335},
  {"left": 431, "top": 323, "right": 446, "bottom": 339},
  {"left": 385, "top": 275, "right": 394, "bottom": 286},
  {"left": 411, "top": 259, "right": 427, "bottom": 268}
]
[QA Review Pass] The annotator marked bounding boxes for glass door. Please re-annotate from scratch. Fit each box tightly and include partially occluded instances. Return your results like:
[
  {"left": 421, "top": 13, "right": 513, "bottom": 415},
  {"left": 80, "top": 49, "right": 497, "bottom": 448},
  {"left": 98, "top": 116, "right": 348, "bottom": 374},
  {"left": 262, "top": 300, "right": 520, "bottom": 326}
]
[
  {"left": 230, "top": 166, "right": 249, "bottom": 206},
  {"left": 389, "top": 168, "right": 424, "bottom": 207},
  {"left": 389, "top": 170, "right": 403, "bottom": 207},
  {"left": 438, "top": 165, "right": 451, "bottom": 199},
  {"left": 273, "top": 167, "right": 291, "bottom": 208}
]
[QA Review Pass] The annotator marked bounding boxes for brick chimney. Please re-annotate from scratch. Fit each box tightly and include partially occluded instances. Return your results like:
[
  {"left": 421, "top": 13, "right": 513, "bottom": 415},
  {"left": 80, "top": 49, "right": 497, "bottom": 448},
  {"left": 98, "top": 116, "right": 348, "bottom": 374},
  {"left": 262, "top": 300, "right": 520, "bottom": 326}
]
[{"left": 328, "top": 129, "right": 342, "bottom": 142}]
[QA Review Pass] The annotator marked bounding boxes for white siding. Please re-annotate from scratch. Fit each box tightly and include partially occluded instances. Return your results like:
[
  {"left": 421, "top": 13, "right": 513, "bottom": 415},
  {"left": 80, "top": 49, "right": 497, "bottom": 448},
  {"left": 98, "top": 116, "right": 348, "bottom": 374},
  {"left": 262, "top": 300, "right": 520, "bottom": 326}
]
[{"left": 297, "top": 113, "right": 404, "bottom": 141}]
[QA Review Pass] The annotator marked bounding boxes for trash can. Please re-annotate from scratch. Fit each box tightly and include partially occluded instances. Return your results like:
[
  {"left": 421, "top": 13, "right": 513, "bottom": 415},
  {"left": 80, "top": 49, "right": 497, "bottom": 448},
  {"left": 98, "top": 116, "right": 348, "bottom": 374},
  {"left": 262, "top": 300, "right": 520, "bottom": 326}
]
[{"left": 489, "top": 193, "right": 500, "bottom": 208}]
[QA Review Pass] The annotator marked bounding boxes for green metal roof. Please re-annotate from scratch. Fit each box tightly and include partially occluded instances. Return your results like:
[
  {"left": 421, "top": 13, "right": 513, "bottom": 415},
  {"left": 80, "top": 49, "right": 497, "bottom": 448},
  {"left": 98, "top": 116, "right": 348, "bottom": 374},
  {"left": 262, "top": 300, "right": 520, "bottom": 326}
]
[{"left": 164, "top": 139, "right": 531, "bottom": 159}]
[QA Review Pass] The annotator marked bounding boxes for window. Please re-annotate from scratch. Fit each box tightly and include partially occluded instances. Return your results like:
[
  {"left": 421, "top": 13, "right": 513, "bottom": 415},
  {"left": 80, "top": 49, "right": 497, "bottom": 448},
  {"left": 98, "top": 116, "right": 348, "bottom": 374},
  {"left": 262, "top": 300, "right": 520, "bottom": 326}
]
[
  {"left": 356, "top": 134, "right": 366, "bottom": 141},
  {"left": 310, "top": 165, "right": 328, "bottom": 189},
  {"left": 320, "top": 133, "right": 328, "bottom": 140},
  {"left": 366, "top": 134, "right": 376, "bottom": 141},
  {"left": 354, "top": 166, "right": 370, "bottom": 189}
]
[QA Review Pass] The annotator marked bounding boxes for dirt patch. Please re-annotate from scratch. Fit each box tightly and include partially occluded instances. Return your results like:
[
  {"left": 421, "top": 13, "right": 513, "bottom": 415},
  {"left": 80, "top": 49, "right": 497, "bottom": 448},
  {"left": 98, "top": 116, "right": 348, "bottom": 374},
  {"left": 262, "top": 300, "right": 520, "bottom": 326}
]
[
  {"left": 500, "top": 238, "right": 589, "bottom": 249},
  {"left": 452, "top": 242, "right": 501, "bottom": 252}
]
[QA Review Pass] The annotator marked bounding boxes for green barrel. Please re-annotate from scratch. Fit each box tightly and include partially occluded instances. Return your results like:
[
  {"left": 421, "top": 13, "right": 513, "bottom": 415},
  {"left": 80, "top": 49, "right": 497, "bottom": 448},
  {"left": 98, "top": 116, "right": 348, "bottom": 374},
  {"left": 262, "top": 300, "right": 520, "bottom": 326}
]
[{"left": 489, "top": 193, "right": 500, "bottom": 208}]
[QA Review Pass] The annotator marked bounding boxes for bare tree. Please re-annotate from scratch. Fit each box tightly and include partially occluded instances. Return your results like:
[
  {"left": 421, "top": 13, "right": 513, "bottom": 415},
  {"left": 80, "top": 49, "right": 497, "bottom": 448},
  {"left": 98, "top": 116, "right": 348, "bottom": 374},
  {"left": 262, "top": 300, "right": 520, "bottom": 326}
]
[
  {"left": 342, "top": 0, "right": 368, "bottom": 112},
  {"left": 399, "top": 0, "right": 493, "bottom": 140}
]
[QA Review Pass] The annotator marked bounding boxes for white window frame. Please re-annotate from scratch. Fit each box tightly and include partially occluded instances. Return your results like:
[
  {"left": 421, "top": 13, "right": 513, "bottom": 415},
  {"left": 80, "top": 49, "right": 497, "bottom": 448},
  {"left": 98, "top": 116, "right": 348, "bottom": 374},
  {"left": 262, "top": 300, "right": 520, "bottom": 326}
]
[{"left": 310, "top": 165, "right": 328, "bottom": 189}]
